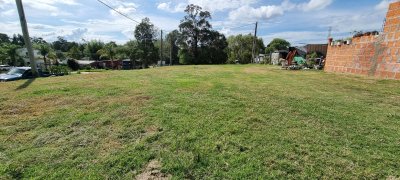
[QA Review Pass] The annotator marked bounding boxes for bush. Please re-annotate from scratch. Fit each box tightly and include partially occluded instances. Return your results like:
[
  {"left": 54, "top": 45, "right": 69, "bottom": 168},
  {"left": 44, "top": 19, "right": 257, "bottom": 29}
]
[
  {"left": 50, "top": 65, "right": 70, "bottom": 75},
  {"left": 67, "top": 59, "right": 80, "bottom": 71},
  {"left": 178, "top": 49, "right": 194, "bottom": 65}
]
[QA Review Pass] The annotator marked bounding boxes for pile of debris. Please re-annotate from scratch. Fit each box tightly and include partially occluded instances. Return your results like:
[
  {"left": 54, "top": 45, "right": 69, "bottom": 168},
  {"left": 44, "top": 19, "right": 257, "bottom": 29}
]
[{"left": 271, "top": 47, "right": 325, "bottom": 70}]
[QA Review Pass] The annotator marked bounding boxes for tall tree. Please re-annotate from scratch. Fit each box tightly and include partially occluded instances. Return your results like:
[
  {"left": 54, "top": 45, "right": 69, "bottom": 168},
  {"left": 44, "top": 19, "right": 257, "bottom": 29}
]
[
  {"left": 34, "top": 42, "right": 52, "bottom": 70},
  {"left": 0, "top": 33, "right": 10, "bottom": 44},
  {"left": 134, "top": 18, "right": 159, "bottom": 68},
  {"left": 165, "top": 30, "right": 181, "bottom": 65},
  {"left": 0, "top": 43, "right": 21, "bottom": 65},
  {"left": 120, "top": 40, "right": 140, "bottom": 69},
  {"left": 179, "top": 4, "right": 212, "bottom": 59},
  {"left": 97, "top": 41, "right": 117, "bottom": 69},
  {"left": 197, "top": 30, "right": 228, "bottom": 64},
  {"left": 227, "top": 34, "right": 265, "bottom": 64},
  {"left": 31, "top": 37, "right": 47, "bottom": 44},
  {"left": 52, "top": 36, "right": 69, "bottom": 52},
  {"left": 265, "top": 38, "right": 290, "bottom": 54},
  {"left": 11, "top": 34, "right": 25, "bottom": 46},
  {"left": 84, "top": 40, "right": 104, "bottom": 60},
  {"left": 68, "top": 45, "right": 82, "bottom": 60}
]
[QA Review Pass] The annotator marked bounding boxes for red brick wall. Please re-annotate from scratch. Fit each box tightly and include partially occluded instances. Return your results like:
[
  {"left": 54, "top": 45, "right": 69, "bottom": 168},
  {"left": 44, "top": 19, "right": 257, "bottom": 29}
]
[{"left": 325, "top": 1, "right": 400, "bottom": 80}]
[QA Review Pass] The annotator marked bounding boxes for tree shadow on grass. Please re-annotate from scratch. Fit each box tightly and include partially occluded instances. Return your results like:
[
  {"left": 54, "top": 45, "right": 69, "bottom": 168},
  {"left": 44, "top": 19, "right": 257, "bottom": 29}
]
[{"left": 15, "top": 78, "right": 36, "bottom": 90}]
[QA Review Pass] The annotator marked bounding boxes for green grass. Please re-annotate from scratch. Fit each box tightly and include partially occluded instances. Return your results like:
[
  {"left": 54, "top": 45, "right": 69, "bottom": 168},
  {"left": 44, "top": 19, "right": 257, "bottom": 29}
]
[{"left": 1, "top": 65, "right": 400, "bottom": 179}]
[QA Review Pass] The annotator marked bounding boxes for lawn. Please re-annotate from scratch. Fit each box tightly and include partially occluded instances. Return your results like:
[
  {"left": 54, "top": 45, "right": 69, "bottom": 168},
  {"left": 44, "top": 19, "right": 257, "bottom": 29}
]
[{"left": 1, "top": 65, "right": 399, "bottom": 179}]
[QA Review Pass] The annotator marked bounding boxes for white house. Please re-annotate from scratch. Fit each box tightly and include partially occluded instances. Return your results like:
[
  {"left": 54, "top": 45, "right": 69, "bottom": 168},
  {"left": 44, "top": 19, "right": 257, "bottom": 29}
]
[{"left": 16, "top": 48, "right": 44, "bottom": 68}]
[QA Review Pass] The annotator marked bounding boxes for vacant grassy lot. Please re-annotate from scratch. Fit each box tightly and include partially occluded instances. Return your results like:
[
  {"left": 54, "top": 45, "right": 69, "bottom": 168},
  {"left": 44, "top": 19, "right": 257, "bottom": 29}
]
[{"left": 1, "top": 65, "right": 400, "bottom": 179}]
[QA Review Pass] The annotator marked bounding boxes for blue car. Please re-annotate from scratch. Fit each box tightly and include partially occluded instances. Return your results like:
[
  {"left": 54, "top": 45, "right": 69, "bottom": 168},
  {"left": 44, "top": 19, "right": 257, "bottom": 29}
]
[{"left": 0, "top": 67, "right": 38, "bottom": 82}]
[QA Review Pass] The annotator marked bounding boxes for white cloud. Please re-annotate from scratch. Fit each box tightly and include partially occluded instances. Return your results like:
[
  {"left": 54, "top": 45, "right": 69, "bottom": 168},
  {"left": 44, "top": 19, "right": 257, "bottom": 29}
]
[
  {"left": 65, "top": 28, "right": 89, "bottom": 41},
  {"left": 158, "top": 0, "right": 258, "bottom": 13},
  {"left": 229, "top": 5, "right": 284, "bottom": 21},
  {"left": 299, "top": 0, "right": 333, "bottom": 11},
  {"left": 0, "top": 0, "right": 82, "bottom": 17},
  {"left": 110, "top": 3, "right": 138, "bottom": 17},
  {"left": 187, "top": 0, "right": 257, "bottom": 12},
  {"left": 228, "top": 0, "right": 295, "bottom": 21},
  {"left": 157, "top": 2, "right": 186, "bottom": 13},
  {"left": 375, "top": 0, "right": 398, "bottom": 10}
]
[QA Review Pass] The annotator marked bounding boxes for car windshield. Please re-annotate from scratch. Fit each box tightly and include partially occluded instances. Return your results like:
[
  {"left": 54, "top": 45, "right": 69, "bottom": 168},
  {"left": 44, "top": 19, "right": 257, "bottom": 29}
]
[{"left": 7, "top": 68, "right": 26, "bottom": 75}]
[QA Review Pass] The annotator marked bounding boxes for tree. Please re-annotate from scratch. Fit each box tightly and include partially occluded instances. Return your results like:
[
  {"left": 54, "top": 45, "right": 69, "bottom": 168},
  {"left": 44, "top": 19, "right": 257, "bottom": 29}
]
[
  {"left": 134, "top": 18, "right": 159, "bottom": 68},
  {"left": 0, "top": 43, "right": 22, "bottom": 66},
  {"left": 33, "top": 42, "right": 52, "bottom": 70},
  {"left": 47, "top": 50, "right": 58, "bottom": 66},
  {"left": 31, "top": 37, "right": 47, "bottom": 44},
  {"left": 178, "top": 49, "right": 193, "bottom": 65},
  {"left": 0, "top": 33, "right": 10, "bottom": 44},
  {"left": 68, "top": 45, "right": 82, "bottom": 60},
  {"left": 52, "top": 37, "right": 69, "bottom": 52},
  {"left": 197, "top": 30, "right": 228, "bottom": 64},
  {"left": 227, "top": 34, "right": 264, "bottom": 64},
  {"left": 179, "top": 4, "right": 212, "bottom": 59},
  {"left": 67, "top": 59, "right": 80, "bottom": 71},
  {"left": 56, "top": 51, "right": 66, "bottom": 61},
  {"left": 97, "top": 41, "right": 117, "bottom": 69},
  {"left": 84, "top": 40, "right": 104, "bottom": 60},
  {"left": 120, "top": 40, "right": 140, "bottom": 69},
  {"left": 11, "top": 34, "right": 24, "bottom": 46},
  {"left": 165, "top": 30, "right": 181, "bottom": 65},
  {"left": 265, "top": 38, "right": 290, "bottom": 54}
]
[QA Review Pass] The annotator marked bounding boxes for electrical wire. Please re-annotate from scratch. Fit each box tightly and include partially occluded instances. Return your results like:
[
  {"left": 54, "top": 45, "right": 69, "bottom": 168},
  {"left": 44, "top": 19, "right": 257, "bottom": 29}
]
[
  {"left": 96, "top": 0, "right": 140, "bottom": 24},
  {"left": 219, "top": 23, "right": 255, "bottom": 30}
]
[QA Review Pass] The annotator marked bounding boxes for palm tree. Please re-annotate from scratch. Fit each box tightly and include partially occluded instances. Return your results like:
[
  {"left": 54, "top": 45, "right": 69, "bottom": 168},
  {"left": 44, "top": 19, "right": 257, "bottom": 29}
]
[
  {"left": 34, "top": 43, "right": 51, "bottom": 70},
  {"left": 3, "top": 43, "right": 21, "bottom": 66},
  {"left": 97, "top": 42, "right": 117, "bottom": 69}
]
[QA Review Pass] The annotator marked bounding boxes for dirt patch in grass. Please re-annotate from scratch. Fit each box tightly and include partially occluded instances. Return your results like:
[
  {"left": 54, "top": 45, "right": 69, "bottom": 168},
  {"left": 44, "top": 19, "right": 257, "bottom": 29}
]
[
  {"left": 99, "top": 138, "right": 123, "bottom": 157},
  {"left": 0, "top": 95, "right": 75, "bottom": 120},
  {"left": 136, "top": 160, "right": 171, "bottom": 180}
]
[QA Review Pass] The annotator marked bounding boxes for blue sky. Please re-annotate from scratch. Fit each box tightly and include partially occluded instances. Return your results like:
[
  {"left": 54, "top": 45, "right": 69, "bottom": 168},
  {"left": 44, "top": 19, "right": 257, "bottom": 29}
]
[{"left": 0, "top": 0, "right": 395, "bottom": 45}]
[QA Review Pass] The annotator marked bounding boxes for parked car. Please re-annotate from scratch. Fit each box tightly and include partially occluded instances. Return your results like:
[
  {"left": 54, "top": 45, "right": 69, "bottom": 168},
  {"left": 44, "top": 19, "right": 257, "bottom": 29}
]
[
  {"left": 0, "top": 67, "right": 44, "bottom": 82},
  {"left": 0, "top": 65, "right": 12, "bottom": 71}
]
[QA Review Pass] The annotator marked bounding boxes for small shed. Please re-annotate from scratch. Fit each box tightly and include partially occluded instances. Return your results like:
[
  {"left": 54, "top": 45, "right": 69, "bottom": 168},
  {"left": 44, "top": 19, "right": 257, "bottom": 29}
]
[{"left": 271, "top": 50, "right": 288, "bottom": 65}]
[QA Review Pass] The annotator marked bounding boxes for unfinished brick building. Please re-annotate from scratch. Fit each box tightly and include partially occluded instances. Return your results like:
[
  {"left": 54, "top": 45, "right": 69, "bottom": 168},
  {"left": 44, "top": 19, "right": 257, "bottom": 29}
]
[{"left": 325, "top": 1, "right": 400, "bottom": 80}]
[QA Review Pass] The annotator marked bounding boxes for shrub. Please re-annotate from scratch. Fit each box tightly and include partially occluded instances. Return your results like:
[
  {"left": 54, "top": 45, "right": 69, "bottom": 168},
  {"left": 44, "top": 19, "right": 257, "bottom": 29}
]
[
  {"left": 67, "top": 59, "right": 80, "bottom": 71},
  {"left": 50, "top": 65, "right": 70, "bottom": 75}
]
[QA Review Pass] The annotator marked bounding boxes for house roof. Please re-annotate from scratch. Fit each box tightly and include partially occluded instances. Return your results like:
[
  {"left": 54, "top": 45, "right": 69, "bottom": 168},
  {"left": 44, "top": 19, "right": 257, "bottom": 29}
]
[{"left": 76, "top": 60, "right": 96, "bottom": 65}]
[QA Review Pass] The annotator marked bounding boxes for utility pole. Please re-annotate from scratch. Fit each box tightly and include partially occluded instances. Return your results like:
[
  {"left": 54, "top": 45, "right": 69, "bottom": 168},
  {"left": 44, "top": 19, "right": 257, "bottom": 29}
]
[
  {"left": 15, "top": 0, "right": 38, "bottom": 76},
  {"left": 160, "top": 30, "right": 163, "bottom": 67},
  {"left": 251, "top": 22, "right": 258, "bottom": 64},
  {"left": 170, "top": 36, "right": 172, "bottom": 66}
]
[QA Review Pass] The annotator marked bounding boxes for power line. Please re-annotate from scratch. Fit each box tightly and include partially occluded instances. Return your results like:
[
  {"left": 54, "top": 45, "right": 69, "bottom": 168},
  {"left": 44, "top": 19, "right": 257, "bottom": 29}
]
[
  {"left": 219, "top": 23, "right": 255, "bottom": 30},
  {"left": 96, "top": 0, "right": 140, "bottom": 24},
  {"left": 98, "top": 0, "right": 172, "bottom": 40}
]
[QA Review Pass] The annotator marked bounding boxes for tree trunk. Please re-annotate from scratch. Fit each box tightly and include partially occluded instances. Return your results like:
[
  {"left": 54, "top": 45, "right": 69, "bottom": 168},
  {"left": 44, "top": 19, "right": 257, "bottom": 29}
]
[
  {"left": 44, "top": 56, "right": 48, "bottom": 71},
  {"left": 111, "top": 58, "right": 114, "bottom": 70}
]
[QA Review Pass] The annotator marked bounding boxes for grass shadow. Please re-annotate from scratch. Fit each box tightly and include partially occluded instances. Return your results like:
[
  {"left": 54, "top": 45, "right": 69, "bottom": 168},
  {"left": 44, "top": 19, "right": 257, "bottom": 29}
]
[{"left": 15, "top": 78, "right": 36, "bottom": 90}]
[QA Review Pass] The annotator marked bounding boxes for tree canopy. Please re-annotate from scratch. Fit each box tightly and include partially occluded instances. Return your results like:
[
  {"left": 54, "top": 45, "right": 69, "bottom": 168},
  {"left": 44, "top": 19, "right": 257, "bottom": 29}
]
[
  {"left": 84, "top": 40, "right": 104, "bottom": 60},
  {"left": 227, "top": 34, "right": 265, "bottom": 64},
  {"left": 178, "top": 4, "right": 228, "bottom": 64},
  {"left": 134, "top": 18, "right": 159, "bottom": 68},
  {"left": 265, "top": 38, "right": 291, "bottom": 54},
  {"left": 179, "top": 4, "right": 212, "bottom": 57}
]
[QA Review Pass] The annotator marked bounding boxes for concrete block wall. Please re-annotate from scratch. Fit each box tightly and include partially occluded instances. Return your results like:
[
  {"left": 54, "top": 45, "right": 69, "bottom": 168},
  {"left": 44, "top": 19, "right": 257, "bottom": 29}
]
[{"left": 325, "top": 1, "right": 400, "bottom": 80}]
